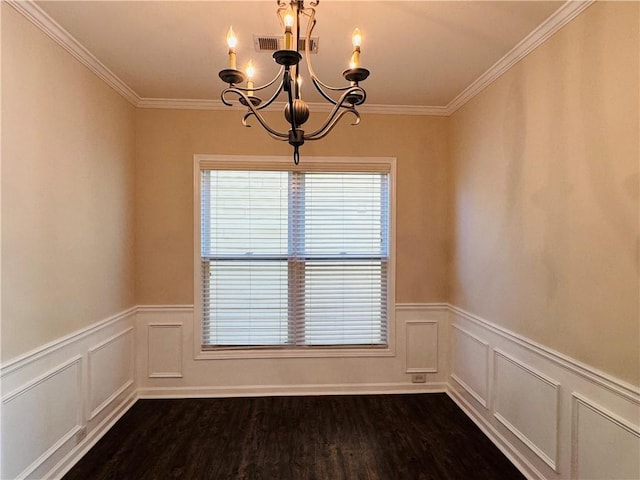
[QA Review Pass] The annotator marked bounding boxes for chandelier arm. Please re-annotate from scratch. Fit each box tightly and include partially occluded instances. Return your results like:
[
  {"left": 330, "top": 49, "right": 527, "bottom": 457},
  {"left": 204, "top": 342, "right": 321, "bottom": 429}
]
[
  {"left": 294, "top": 2, "right": 303, "bottom": 100},
  {"left": 222, "top": 87, "right": 289, "bottom": 139},
  {"left": 332, "top": 83, "right": 367, "bottom": 110},
  {"left": 276, "top": 0, "right": 289, "bottom": 29},
  {"left": 255, "top": 78, "right": 286, "bottom": 110},
  {"left": 220, "top": 72, "right": 285, "bottom": 113},
  {"left": 306, "top": 108, "right": 360, "bottom": 141},
  {"left": 242, "top": 108, "right": 289, "bottom": 139},
  {"left": 221, "top": 86, "right": 244, "bottom": 106},
  {"left": 242, "top": 112, "right": 289, "bottom": 141},
  {"left": 301, "top": 6, "right": 330, "bottom": 95},
  {"left": 351, "top": 85, "right": 367, "bottom": 106},
  {"left": 304, "top": 86, "right": 365, "bottom": 138},
  {"left": 233, "top": 66, "right": 285, "bottom": 95},
  {"left": 220, "top": 88, "right": 235, "bottom": 107},
  {"left": 301, "top": 3, "right": 359, "bottom": 103},
  {"left": 310, "top": 77, "right": 361, "bottom": 107},
  {"left": 312, "top": 77, "right": 358, "bottom": 93},
  {"left": 311, "top": 77, "right": 337, "bottom": 106}
]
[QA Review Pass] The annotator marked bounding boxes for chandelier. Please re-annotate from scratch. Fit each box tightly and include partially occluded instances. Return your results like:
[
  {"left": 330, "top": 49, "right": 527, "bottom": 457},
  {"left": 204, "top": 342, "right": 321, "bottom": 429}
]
[{"left": 218, "top": 0, "right": 370, "bottom": 164}]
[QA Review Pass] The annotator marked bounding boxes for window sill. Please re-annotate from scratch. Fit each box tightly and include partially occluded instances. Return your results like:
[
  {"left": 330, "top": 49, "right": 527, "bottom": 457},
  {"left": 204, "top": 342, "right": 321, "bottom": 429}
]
[{"left": 195, "top": 346, "right": 395, "bottom": 361}]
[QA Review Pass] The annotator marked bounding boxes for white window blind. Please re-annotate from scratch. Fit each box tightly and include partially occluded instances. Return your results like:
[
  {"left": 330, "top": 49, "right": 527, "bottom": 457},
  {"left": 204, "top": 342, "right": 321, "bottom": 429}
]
[{"left": 200, "top": 168, "right": 389, "bottom": 348}]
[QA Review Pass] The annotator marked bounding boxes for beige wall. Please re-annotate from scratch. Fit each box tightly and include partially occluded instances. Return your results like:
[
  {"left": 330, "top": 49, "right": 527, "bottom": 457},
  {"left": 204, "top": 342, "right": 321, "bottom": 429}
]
[
  {"left": 1, "top": 4, "right": 137, "bottom": 361},
  {"left": 135, "top": 109, "right": 450, "bottom": 305},
  {"left": 3, "top": 0, "right": 637, "bottom": 388},
  {"left": 450, "top": 2, "right": 639, "bottom": 385}
]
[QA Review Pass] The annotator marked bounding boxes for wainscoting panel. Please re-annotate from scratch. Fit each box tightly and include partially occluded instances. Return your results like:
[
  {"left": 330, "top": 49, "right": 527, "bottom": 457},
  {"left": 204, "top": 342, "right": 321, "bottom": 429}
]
[
  {"left": 4, "top": 303, "right": 638, "bottom": 480},
  {"left": 88, "top": 327, "right": 135, "bottom": 420},
  {"left": 451, "top": 324, "right": 489, "bottom": 407},
  {"left": 572, "top": 393, "right": 640, "bottom": 480},
  {"left": 405, "top": 320, "right": 438, "bottom": 373},
  {"left": 0, "top": 308, "right": 137, "bottom": 480},
  {"left": 448, "top": 305, "right": 640, "bottom": 480},
  {"left": 148, "top": 323, "right": 183, "bottom": 378},
  {"left": 494, "top": 350, "right": 560, "bottom": 471},
  {"left": 137, "top": 304, "right": 449, "bottom": 398},
  {"left": 1, "top": 357, "right": 82, "bottom": 479}
]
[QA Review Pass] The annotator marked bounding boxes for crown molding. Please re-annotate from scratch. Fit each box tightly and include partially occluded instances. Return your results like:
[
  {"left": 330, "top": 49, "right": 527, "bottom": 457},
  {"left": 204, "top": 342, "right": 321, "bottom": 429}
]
[
  {"left": 445, "top": 0, "right": 595, "bottom": 115},
  {"left": 136, "top": 98, "right": 228, "bottom": 110},
  {"left": 6, "top": 0, "right": 140, "bottom": 106},
  {"left": 137, "top": 98, "right": 449, "bottom": 116},
  {"left": 10, "top": 0, "right": 594, "bottom": 117},
  {"left": 358, "top": 104, "right": 449, "bottom": 116}
]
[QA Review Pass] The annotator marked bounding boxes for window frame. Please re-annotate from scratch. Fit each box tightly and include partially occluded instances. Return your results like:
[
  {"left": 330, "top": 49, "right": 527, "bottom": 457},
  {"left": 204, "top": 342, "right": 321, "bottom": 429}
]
[{"left": 193, "top": 155, "right": 396, "bottom": 360}]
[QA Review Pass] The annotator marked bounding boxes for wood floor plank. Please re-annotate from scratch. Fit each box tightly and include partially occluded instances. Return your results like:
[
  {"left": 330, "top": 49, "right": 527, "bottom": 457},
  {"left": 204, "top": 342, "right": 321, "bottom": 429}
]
[{"left": 63, "top": 394, "right": 525, "bottom": 480}]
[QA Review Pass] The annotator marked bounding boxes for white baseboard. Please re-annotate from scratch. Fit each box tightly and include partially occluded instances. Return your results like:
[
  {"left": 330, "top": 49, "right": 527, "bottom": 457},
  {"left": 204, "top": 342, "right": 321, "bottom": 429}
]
[
  {"left": 138, "top": 382, "right": 448, "bottom": 399},
  {"left": 47, "top": 391, "right": 138, "bottom": 480},
  {"left": 447, "top": 387, "right": 546, "bottom": 480}
]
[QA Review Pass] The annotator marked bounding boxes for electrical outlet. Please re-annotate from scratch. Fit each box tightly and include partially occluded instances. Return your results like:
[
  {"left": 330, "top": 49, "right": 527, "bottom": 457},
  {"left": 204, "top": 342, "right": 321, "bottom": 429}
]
[{"left": 411, "top": 373, "right": 426, "bottom": 383}]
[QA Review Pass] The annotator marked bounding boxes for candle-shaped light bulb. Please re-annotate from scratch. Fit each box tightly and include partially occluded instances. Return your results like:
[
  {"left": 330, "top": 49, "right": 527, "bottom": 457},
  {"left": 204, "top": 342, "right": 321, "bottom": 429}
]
[
  {"left": 352, "top": 28, "right": 362, "bottom": 48},
  {"left": 227, "top": 26, "right": 238, "bottom": 49},
  {"left": 227, "top": 26, "right": 238, "bottom": 69},
  {"left": 246, "top": 60, "right": 255, "bottom": 79},
  {"left": 284, "top": 11, "right": 294, "bottom": 28},
  {"left": 284, "top": 10, "right": 294, "bottom": 50},
  {"left": 350, "top": 27, "right": 361, "bottom": 68},
  {"left": 246, "top": 60, "right": 255, "bottom": 96}
]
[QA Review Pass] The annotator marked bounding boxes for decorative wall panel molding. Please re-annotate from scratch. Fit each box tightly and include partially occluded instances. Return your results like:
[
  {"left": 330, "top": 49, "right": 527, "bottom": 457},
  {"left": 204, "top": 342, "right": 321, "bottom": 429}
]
[
  {"left": 448, "top": 305, "right": 638, "bottom": 402},
  {"left": 493, "top": 350, "right": 560, "bottom": 471},
  {"left": 138, "top": 304, "right": 449, "bottom": 397},
  {"left": 405, "top": 320, "right": 438, "bottom": 373},
  {"left": 3, "top": 303, "right": 638, "bottom": 480},
  {"left": 0, "top": 308, "right": 137, "bottom": 480},
  {"left": 448, "top": 306, "right": 640, "bottom": 480},
  {"left": 148, "top": 323, "right": 184, "bottom": 378},
  {"left": 571, "top": 393, "right": 640, "bottom": 480},
  {"left": 1, "top": 356, "right": 83, "bottom": 479},
  {"left": 1, "top": 307, "right": 137, "bottom": 377},
  {"left": 450, "top": 324, "right": 489, "bottom": 408},
  {"left": 87, "top": 328, "right": 135, "bottom": 420}
]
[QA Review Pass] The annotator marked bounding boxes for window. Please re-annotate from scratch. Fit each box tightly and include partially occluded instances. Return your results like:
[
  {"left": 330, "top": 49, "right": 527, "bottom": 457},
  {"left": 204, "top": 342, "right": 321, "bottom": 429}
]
[{"left": 195, "top": 156, "right": 395, "bottom": 357}]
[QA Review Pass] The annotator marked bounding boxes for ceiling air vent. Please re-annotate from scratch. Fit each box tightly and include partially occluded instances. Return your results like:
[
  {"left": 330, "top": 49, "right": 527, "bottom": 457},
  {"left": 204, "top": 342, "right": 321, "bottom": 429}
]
[{"left": 253, "top": 35, "right": 319, "bottom": 54}]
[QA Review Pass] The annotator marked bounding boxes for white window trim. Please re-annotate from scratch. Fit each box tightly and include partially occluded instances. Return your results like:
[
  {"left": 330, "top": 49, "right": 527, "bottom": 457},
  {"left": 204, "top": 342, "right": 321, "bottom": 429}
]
[{"left": 193, "top": 155, "right": 397, "bottom": 360}]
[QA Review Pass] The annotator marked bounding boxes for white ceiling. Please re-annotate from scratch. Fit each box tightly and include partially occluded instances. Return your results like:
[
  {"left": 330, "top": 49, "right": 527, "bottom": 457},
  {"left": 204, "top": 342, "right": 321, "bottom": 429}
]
[{"left": 34, "top": 0, "right": 566, "bottom": 109}]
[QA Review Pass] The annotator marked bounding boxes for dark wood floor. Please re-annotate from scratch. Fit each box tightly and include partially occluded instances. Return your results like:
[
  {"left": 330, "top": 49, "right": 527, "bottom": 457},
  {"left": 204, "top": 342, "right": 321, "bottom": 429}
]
[{"left": 63, "top": 394, "right": 524, "bottom": 480}]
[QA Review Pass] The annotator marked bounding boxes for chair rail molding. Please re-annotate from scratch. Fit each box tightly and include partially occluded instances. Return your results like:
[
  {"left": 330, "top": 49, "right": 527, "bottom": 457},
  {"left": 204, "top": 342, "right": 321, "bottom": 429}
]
[
  {"left": 447, "top": 304, "right": 639, "bottom": 480},
  {"left": 2, "top": 302, "right": 637, "bottom": 480}
]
